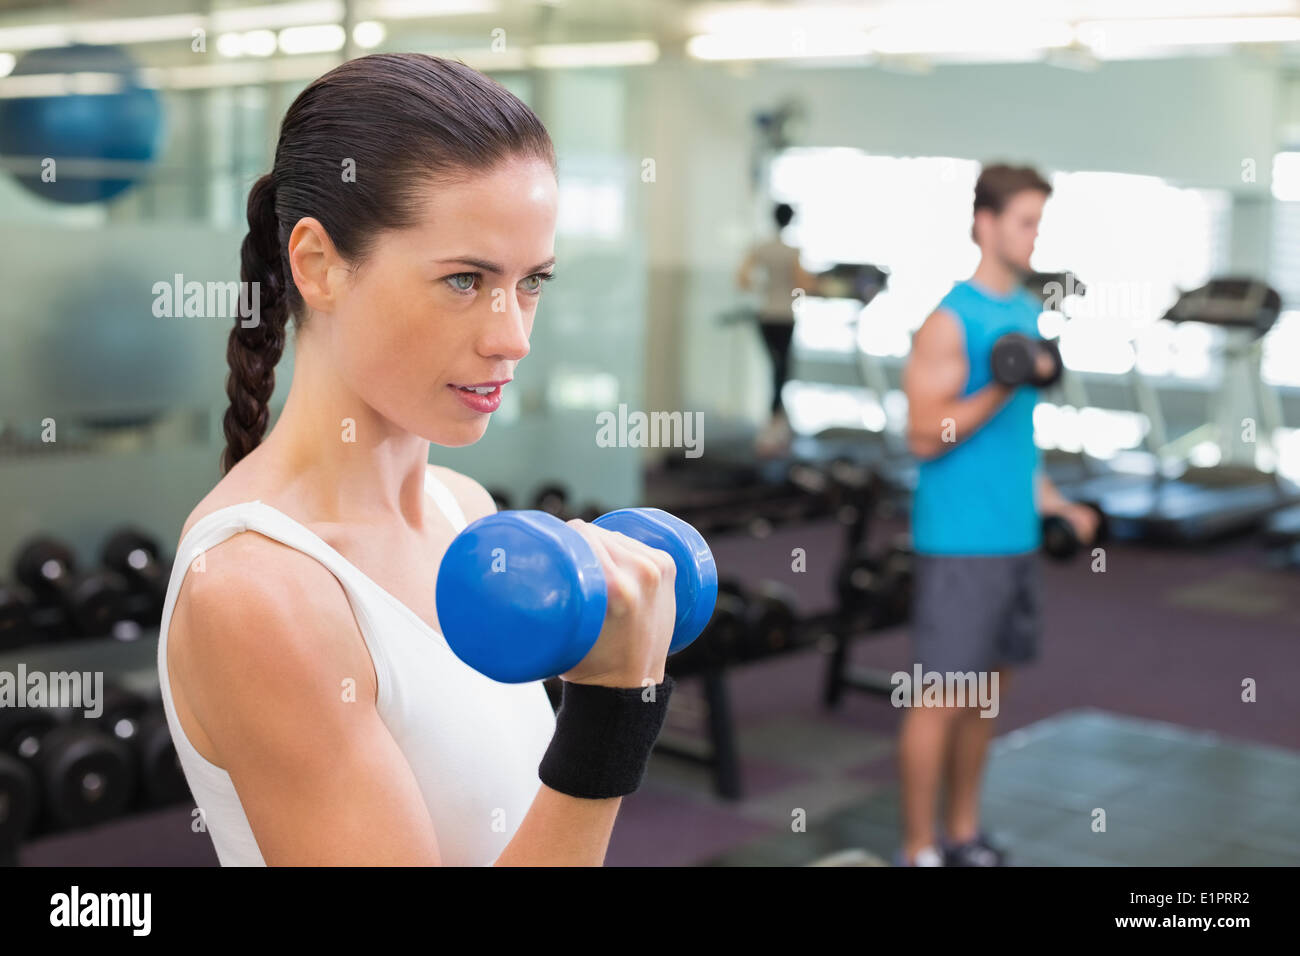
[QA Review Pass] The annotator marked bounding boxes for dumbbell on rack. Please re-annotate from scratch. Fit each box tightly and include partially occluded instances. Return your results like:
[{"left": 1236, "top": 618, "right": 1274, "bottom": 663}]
[
  {"left": 0, "top": 581, "right": 38, "bottom": 651},
  {"left": 100, "top": 528, "right": 171, "bottom": 629},
  {"left": 77, "top": 684, "right": 190, "bottom": 810},
  {"left": 668, "top": 587, "right": 748, "bottom": 674},
  {"left": 528, "top": 483, "right": 607, "bottom": 524},
  {"left": 530, "top": 483, "right": 571, "bottom": 519},
  {"left": 0, "top": 701, "right": 137, "bottom": 833},
  {"left": 836, "top": 537, "right": 915, "bottom": 630},
  {"left": 13, "top": 537, "right": 135, "bottom": 641},
  {"left": 0, "top": 752, "right": 38, "bottom": 865},
  {"left": 720, "top": 580, "right": 800, "bottom": 662}
]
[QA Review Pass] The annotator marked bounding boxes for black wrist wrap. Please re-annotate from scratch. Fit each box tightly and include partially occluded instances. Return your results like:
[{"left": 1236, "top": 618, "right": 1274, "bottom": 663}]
[{"left": 538, "top": 676, "right": 676, "bottom": 799}]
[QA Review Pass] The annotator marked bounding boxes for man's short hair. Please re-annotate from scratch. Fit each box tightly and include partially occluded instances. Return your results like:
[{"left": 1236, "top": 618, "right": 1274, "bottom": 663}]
[{"left": 972, "top": 163, "right": 1052, "bottom": 241}]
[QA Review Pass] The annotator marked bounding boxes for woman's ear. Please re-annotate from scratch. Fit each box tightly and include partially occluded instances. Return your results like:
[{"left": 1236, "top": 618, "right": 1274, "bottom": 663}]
[{"left": 287, "top": 217, "right": 346, "bottom": 314}]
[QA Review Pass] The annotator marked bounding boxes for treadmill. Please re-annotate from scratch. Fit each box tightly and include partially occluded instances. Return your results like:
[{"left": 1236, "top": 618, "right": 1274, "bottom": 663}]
[
  {"left": 1059, "top": 278, "right": 1300, "bottom": 544},
  {"left": 804, "top": 262, "right": 917, "bottom": 497}
]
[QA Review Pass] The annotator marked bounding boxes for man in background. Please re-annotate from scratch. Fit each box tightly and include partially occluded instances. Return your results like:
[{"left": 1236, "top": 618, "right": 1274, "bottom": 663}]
[{"left": 900, "top": 163, "right": 1100, "bottom": 866}]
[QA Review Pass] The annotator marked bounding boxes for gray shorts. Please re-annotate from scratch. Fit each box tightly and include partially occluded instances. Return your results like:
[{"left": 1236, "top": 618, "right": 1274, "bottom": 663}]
[{"left": 910, "top": 552, "right": 1041, "bottom": 673}]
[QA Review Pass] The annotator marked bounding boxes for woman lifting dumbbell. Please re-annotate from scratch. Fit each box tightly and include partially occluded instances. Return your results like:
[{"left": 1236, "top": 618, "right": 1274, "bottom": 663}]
[{"left": 158, "top": 54, "right": 710, "bottom": 866}]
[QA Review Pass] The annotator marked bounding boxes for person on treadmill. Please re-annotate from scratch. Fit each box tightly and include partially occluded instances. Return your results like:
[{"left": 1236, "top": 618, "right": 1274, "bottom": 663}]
[
  {"left": 736, "top": 202, "right": 819, "bottom": 456},
  {"left": 899, "top": 163, "right": 1100, "bottom": 866}
]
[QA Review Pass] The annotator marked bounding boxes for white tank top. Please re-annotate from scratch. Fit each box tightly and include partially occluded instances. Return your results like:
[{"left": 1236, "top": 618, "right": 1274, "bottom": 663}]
[{"left": 155, "top": 467, "right": 557, "bottom": 866}]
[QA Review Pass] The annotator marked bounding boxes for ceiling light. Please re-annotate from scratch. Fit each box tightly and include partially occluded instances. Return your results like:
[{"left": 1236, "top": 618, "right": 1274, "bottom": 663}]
[
  {"left": 687, "top": 31, "right": 871, "bottom": 61},
  {"left": 278, "top": 24, "right": 346, "bottom": 55}
]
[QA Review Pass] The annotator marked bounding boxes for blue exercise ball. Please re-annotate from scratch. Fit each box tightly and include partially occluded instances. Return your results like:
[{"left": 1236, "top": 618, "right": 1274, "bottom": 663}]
[{"left": 0, "top": 44, "right": 164, "bottom": 204}]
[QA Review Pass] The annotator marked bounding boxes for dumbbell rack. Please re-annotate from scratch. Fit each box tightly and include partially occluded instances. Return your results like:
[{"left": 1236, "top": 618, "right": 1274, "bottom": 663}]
[{"left": 0, "top": 631, "right": 166, "bottom": 863}]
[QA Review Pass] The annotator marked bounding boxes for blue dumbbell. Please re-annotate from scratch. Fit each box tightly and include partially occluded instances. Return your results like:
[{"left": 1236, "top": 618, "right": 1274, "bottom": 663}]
[{"left": 435, "top": 508, "right": 718, "bottom": 684}]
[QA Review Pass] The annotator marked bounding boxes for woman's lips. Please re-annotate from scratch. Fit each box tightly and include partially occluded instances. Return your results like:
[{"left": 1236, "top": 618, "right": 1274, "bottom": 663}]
[{"left": 448, "top": 382, "right": 504, "bottom": 413}]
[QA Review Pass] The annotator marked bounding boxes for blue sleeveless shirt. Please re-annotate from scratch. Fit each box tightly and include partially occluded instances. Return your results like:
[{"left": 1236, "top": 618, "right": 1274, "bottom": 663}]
[{"left": 911, "top": 279, "right": 1043, "bottom": 556}]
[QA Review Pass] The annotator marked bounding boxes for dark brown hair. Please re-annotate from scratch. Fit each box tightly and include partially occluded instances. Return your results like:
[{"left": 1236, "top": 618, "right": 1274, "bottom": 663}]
[
  {"left": 222, "top": 53, "right": 556, "bottom": 473},
  {"left": 971, "top": 162, "right": 1052, "bottom": 242}
]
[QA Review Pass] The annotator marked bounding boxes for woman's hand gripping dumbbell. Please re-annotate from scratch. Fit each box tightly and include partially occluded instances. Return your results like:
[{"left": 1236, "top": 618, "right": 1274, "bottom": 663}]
[{"left": 435, "top": 508, "right": 718, "bottom": 686}]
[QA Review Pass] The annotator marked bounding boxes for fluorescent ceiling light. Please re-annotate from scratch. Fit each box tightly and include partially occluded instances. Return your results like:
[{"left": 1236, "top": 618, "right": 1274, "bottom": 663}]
[
  {"left": 0, "top": 24, "right": 72, "bottom": 50},
  {"left": 278, "top": 24, "right": 346, "bottom": 55},
  {"left": 71, "top": 14, "right": 206, "bottom": 45},
  {"left": 0, "top": 52, "right": 14, "bottom": 77},
  {"left": 689, "top": 2, "right": 877, "bottom": 34},
  {"left": 870, "top": 21, "right": 1074, "bottom": 55},
  {"left": 1077, "top": 16, "right": 1300, "bottom": 51},
  {"left": 0, "top": 71, "right": 126, "bottom": 97},
  {"left": 217, "top": 30, "right": 277, "bottom": 58},
  {"left": 364, "top": 0, "right": 498, "bottom": 16},
  {"left": 210, "top": 1, "right": 343, "bottom": 32},
  {"left": 353, "top": 21, "right": 386, "bottom": 49},
  {"left": 530, "top": 40, "right": 658, "bottom": 68},
  {"left": 687, "top": 31, "right": 872, "bottom": 61},
  {"left": 1273, "top": 152, "right": 1300, "bottom": 202}
]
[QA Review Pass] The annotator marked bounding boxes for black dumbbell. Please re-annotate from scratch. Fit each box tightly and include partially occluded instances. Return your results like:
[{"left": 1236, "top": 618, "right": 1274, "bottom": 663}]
[
  {"left": 82, "top": 683, "right": 149, "bottom": 742},
  {"left": 79, "top": 684, "right": 190, "bottom": 809},
  {"left": 991, "top": 333, "right": 1062, "bottom": 388},
  {"left": 784, "top": 463, "right": 837, "bottom": 522},
  {"left": 837, "top": 538, "right": 914, "bottom": 629},
  {"left": 486, "top": 487, "right": 513, "bottom": 512},
  {"left": 34, "top": 725, "right": 137, "bottom": 830},
  {"left": 0, "top": 581, "right": 38, "bottom": 651},
  {"left": 530, "top": 483, "right": 570, "bottom": 519},
  {"left": 716, "top": 580, "right": 798, "bottom": 661},
  {"left": 670, "top": 585, "right": 748, "bottom": 673},
  {"left": 0, "top": 702, "right": 58, "bottom": 763},
  {"left": 101, "top": 528, "right": 169, "bottom": 627},
  {"left": 13, "top": 537, "right": 134, "bottom": 640},
  {"left": 0, "top": 704, "right": 136, "bottom": 831},
  {"left": 741, "top": 581, "right": 799, "bottom": 659},
  {"left": 825, "top": 458, "right": 877, "bottom": 551},
  {"left": 0, "top": 753, "right": 38, "bottom": 865},
  {"left": 135, "top": 712, "right": 190, "bottom": 808},
  {"left": 1042, "top": 505, "right": 1107, "bottom": 562}
]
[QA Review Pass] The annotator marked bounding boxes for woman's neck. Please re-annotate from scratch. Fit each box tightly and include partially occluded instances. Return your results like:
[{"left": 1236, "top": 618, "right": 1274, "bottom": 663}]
[{"left": 254, "top": 330, "right": 433, "bottom": 528}]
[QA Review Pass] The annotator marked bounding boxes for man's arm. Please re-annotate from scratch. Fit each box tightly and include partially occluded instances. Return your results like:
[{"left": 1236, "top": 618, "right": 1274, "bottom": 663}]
[
  {"left": 1037, "top": 471, "right": 1103, "bottom": 543},
  {"left": 902, "top": 308, "right": 1013, "bottom": 461}
]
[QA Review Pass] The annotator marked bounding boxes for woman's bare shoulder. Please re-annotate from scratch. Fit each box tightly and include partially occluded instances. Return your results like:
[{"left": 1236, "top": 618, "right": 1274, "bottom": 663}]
[{"left": 427, "top": 464, "right": 496, "bottom": 523}]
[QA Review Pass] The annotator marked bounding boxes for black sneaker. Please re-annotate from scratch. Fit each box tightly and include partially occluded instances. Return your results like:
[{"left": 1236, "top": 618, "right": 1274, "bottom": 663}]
[{"left": 943, "top": 833, "right": 1008, "bottom": 867}]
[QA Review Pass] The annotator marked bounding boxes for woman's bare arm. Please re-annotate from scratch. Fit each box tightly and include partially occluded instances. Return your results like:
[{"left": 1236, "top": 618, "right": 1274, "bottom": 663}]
[{"left": 170, "top": 533, "right": 443, "bottom": 865}]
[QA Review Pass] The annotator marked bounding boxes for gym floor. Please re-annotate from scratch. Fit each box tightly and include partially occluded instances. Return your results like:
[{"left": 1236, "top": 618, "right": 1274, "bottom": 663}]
[{"left": 18, "top": 514, "right": 1297, "bottom": 867}]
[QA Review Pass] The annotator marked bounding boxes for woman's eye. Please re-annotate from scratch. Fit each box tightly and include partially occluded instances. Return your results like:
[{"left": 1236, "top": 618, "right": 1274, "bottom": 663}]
[
  {"left": 446, "top": 273, "right": 477, "bottom": 293},
  {"left": 520, "top": 272, "right": 553, "bottom": 295}
]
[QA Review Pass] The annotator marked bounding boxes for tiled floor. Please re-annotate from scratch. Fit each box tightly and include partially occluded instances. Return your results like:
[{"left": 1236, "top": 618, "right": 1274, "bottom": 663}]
[{"left": 697, "top": 709, "right": 1300, "bottom": 866}]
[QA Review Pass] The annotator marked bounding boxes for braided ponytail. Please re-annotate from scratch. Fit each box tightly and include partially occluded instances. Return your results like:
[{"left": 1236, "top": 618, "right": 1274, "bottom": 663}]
[{"left": 221, "top": 173, "right": 290, "bottom": 473}]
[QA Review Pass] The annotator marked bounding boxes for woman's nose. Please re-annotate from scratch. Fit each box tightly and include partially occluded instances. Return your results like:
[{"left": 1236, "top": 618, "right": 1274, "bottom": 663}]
[{"left": 481, "top": 293, "right": 531, "bottom": 360}]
